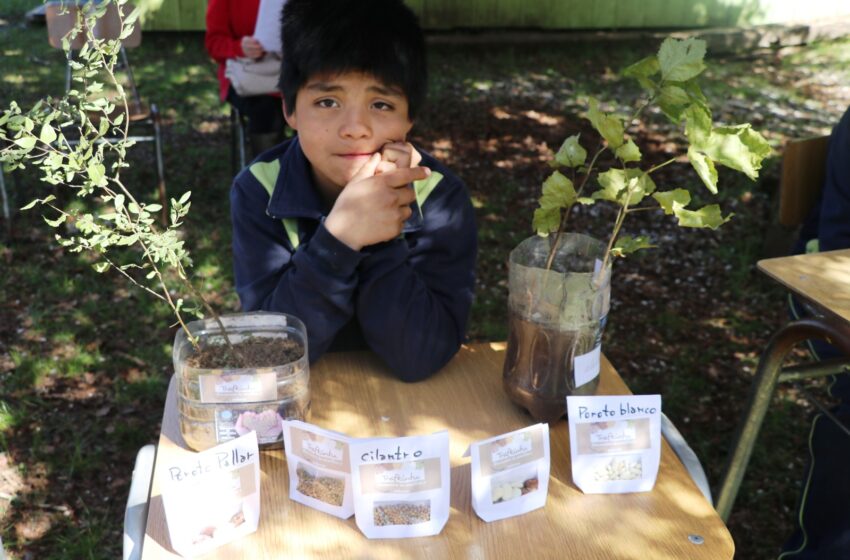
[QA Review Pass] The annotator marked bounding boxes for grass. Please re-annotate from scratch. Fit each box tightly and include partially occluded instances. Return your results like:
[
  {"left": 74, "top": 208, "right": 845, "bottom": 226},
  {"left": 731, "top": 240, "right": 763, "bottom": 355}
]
[{"left": 2, "top": 2, "right": 850, "bottom": 558}]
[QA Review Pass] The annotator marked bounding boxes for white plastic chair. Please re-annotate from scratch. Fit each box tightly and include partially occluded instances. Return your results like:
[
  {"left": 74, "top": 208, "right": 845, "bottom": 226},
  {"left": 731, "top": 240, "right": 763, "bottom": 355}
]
[
  {"left": 123, "top": 444, "right": 156, "bottom": 560},
  {"left": 662, "top": 413, "right": 713, "bottom": 505}
]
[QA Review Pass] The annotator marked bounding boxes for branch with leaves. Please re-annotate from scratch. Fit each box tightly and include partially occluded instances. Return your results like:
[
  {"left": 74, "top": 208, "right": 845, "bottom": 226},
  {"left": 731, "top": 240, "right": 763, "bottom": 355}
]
[
  {"left": 532, "top": 37, "right": 771, "bottom": 281},
  {"left": 0, "top": 0, "right": 237, "bottom": 359}
]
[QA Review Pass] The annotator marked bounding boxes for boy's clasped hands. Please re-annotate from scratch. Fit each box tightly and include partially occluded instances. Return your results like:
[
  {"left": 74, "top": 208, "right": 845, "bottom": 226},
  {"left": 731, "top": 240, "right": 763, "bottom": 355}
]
[{"left": 324, "top": 142, "right": 430, "bottom": 251}]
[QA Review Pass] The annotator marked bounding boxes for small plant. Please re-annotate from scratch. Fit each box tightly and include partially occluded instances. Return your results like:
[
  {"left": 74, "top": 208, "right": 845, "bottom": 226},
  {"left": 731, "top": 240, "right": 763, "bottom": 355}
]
[
  {"left": 531, "top": 37, "right": 770, "bottom": 276},
  {"left": 0, "top": 0, "right": 233, "bottom": 358}
]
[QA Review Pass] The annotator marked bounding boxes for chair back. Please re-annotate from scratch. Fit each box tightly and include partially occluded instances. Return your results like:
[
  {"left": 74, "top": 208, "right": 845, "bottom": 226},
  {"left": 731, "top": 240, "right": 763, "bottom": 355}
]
[
  {"left": 779, "top": 135, "right": 830, "bottom": 227},
  {"left": 46, "top": 1, "right": 141, "bottom": 50}
]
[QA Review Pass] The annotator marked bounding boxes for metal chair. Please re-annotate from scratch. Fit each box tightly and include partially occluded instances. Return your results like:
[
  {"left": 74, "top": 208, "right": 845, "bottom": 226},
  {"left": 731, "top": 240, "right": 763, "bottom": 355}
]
[
  {"left": 45, "top": 1, "right": 167, "bottom": 225},
  {"left": 715, "top": 135, "right": 850, "bottom": 521},
  {"left": 231, "top": 105, "right": 248, "bottom": 175}
]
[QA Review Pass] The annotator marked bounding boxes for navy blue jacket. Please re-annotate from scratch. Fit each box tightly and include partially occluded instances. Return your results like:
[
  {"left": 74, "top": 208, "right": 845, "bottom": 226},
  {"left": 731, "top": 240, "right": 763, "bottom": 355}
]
[
  {"left": 797, "top": 105, "right": 850, "bottom": 254},
  {"left": 230, "top": 137, "right": 477, "bottom": 381}
]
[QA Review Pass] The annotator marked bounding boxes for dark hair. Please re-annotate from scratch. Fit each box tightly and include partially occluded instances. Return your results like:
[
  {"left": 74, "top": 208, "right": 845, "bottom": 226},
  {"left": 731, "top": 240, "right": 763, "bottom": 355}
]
[{"left": 279, "top": 0, "right": 427, "bottom": 120}]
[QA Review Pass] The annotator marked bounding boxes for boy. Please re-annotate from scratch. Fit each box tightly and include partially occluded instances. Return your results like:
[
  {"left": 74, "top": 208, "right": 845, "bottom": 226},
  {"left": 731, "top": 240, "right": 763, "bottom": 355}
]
[{"left": 229, "top": 0, "right": 477, "bottom": 381}]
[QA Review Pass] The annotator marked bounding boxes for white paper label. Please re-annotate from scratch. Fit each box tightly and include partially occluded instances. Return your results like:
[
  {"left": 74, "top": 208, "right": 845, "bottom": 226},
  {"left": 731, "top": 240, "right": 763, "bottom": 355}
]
[
  {"left": 566, "top": 395, "right": 662, "bottom": 494},
  {"left": 470, "top": 424, "right": 550, "bottom": 523},
  {"left": 350, "top": 431, "right": 450, "bottom": 539},
  {"left": 590, "top": 425, "right": 636, "bottom": 447},
  {"left": 161, "top": 432, "right": 261, "bottom": 557},
  {"left": 490, "top": 437, "right": 533, "bottom": 466},
  {"left": 302, "top": 439, "right": 345, "bottom": 464},
  {"left": 573, "top": 344, "right": 601, "bottom": 388},
  {"left": 375, "top": 463, "right": 426, "bottom": 486},
  {"left": 282, "top": 420, "right": 354, "bottom": 519}
]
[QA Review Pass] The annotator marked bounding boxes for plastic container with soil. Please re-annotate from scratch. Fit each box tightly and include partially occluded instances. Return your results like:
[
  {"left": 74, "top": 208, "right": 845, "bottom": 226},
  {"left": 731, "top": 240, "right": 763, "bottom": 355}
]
[
  {"left": 503, "top": 233, "right": 610, "bottom": 423},
  {"left": 173, "top": 312, "right": 310, "bottom": 451}
]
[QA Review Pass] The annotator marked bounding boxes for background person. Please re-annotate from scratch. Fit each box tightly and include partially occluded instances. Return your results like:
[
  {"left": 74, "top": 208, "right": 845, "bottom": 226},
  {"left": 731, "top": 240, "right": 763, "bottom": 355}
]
[
  {"left": 205, "top": 0, "right": 285, "bottom": 157},
  {"left": 780, "top": 104, "right": 850, "bottom": 559}
]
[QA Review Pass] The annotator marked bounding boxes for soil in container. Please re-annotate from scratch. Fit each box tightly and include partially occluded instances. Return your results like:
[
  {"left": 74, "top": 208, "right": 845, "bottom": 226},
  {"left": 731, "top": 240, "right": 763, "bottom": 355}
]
[
  {"left": 503, "top": 310, "right": 600, "bottom": 423},
  {"left": 186, "top": 336, "right": 304, "bottom": 369}
]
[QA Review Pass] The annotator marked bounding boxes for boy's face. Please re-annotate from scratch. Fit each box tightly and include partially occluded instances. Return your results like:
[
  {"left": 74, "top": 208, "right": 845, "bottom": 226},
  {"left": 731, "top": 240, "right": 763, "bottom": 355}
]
[{"left": 284, "top": 71, "right": 414, "bottom": 198}]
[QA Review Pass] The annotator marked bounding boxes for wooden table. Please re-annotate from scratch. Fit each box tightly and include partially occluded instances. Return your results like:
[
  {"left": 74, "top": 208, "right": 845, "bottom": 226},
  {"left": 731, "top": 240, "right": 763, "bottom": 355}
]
[
  {"left": 716, "top": 249, "right": 850, "bottom": 520},
  {"left": 758, "top": 248, "right": 850, "bottom": 324},
  {"left": 142, "top": 343, "right": 733, "bottom": 559}
]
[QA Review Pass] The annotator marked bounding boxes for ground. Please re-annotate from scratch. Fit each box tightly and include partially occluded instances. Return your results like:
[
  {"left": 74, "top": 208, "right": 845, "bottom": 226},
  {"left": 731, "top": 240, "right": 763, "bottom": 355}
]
[{"left": 2, "top": 2, "right": 850, "bottom": 558}]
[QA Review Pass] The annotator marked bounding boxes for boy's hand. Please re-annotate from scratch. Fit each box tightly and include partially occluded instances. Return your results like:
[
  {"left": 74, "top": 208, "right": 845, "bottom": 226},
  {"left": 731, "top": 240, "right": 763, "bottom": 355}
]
[
  {"left": 375, "top": 142, "right": 422, "bottom": 175},
  {"left": 325, "top": 153, "right": 430, "bottom": 251},
  {"left": 240, "top": 36, "right": 265, "bottom": 59}
]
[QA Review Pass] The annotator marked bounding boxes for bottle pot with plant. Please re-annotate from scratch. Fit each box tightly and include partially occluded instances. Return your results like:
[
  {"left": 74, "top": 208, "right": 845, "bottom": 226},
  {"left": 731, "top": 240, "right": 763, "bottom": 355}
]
[
  {"left": 503, "top": 37, "right": 770, "bottom": 422},
  {"left": 0, "top": 0, "right": 309, "bottom": 450}
]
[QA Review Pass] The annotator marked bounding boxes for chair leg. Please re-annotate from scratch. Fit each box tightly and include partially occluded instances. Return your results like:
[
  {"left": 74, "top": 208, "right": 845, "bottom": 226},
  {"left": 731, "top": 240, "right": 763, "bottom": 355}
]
[
  {"left": 120, "top": 46, "right": 144, "bottom": 112},
  {"left": 151, "top": 103, "right": 167, "bottom": 226},
  {"left": 715, "top": 317, "right": 850, "bottom": 522},
  {"left": 0, "top": 166, "right": 10, "bottom": 239},
  {"left": 236, "top": 109, "right": 246, "bottom": 172},
  {"left": 230, "top": 107, "right": 238, "bottom": 176}
]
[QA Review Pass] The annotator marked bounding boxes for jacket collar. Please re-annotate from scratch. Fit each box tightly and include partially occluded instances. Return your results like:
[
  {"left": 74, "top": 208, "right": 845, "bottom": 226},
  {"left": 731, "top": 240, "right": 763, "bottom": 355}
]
[{"left": 266, "top": 137, "right": 327, "bottom": 221}]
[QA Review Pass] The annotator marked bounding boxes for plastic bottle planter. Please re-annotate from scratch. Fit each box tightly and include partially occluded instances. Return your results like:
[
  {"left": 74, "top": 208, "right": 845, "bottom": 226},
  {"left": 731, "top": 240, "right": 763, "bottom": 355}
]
[
  {"left": 173, "top": 312, "right": 311, "bottom": 451},
  {"left": 503, "top": 233, "right": 611, "bottom": 423}
]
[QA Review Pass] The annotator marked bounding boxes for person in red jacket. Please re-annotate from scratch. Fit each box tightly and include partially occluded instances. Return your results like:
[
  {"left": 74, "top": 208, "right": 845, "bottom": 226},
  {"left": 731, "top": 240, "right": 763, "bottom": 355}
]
[{"left": 205, "top": 0, "right": 284, "bottom": 157}]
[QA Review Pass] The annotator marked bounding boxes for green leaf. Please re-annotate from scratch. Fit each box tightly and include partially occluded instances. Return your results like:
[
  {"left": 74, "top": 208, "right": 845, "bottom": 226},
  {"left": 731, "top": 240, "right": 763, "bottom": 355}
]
[
  {"left": 657, "top": 84, "right": 691, "bottom": 122},
  {"left": 594, "top": 169, "right": 655, "bottom": 206},
  {"left": 614, "top": 138, "right": 641, "bottom": 163},
  {"left": 178, "top": 191, "right": 192, "bottom": 205},
  {"left": 587, "top": 98, "right": 624, "bottom": 149},
  {"left": 576, "top": 197, "right": 595, "bottom": 205},
  {"left": 533, "top": 206, "right": 561, "bottom": 236},
  {"left": 125, "top": 7, "right": 142, "bottom": 26},
  {"left": 611, "top": 234, "right": 655, "bottom": 257},
  {"left": 688, "top": 148, "right": 719, "bottom": 194},
  {"left": 539, "top": 171, "right": 576, "bottom": 210},
  {"left": 87, "top": 162, "right": 107, "bottom": 187},
  {"left": 594, "top": 169, "right": 629, "bottom": 203},
  {"left": 43, "top": 214, "right": 67, "bottom": 228},
  {"left": 622, "top": 55, "right": 660, "bottom": 80},
  {"left": 146, "top": 270, "right": 157, "bottom": 280},
  {"left": 700, "top": 124, "right": 771, "bottom": 180},
  {"left": 652, "top": 189, "right": 692, "bottom": 215},
  {"left": 657, "top": 37, "right": 706, "bottom": 82},
  {"left": 672, "top": 204, "right": 732, "bottom": 229},
  {"left": 116, "top": 234, "right": 139, "bottom": 246},
  {"left": 13, "top": 136, "right": 36, "bottom": 151},
  {"left": 684, "top": 103, "right": 712, "bottom": 148},
  {"left": 113, "top": 113, "right": 125, "bottom": 127},
  {"left": 145, "top": 204, "right": 163, "bottom": 213},
  {"left": 20, "top": 199, "right": 40, "bottom": 211},
  {"left": 39, "top": 124, "right": 57, "bottom": 144},
  {"left": 554, "top": 134, "right": 587, "bottom": 168},
  {"left": 93, "top": 262, "right": 110, "bottom": 273}
]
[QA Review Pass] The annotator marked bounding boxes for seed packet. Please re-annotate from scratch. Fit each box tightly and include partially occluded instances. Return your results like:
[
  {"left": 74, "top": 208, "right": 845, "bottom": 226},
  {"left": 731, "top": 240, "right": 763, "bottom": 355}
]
[
  {"left": 161, "top": 431, "right": 261, "bottom": 557},
  {"left": 350, "top": 431, "right": 450, "bottom": 539},
  {"left": 566, "top": 395, "right": 662, "bottom": 494},
  {"left": 281, "top": 420, "right": 354, "bottom": 519},
  {"left": 467, "top": 423, "right": 550, "bottom": 522}
]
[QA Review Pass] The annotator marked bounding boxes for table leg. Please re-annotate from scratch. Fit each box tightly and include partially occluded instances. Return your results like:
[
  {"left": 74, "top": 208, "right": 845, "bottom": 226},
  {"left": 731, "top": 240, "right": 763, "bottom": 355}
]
[{"left": 715, "top": 317, "right": 850, "bottom": 521}]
